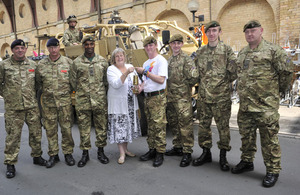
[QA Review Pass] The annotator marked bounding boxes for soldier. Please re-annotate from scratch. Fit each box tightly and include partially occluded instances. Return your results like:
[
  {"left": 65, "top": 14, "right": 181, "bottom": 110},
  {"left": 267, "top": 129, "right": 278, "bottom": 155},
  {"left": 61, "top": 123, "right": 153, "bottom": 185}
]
[
  {"left": 70, "top": 35, "right": 109, "bottom": 167},
  {"left": 62, "top": 15, "right": 81, "bottom": 46},
  {"left": 165, "top": 34, "right": 199, "bottom": 167},
  {"left": 135, "top": 36, "right": 168, "bottom": 167},
  {"left": 231, "top": 20, "right": 293, "bottom": 187},
  {"left": 36, "top": 38, "right": 75, "bottom": 168},
  {"left": 0, "top": 39, "right": 47, "bottom": 179},
  {"left": 192, "top": 21, "right": 237, "bottom": 171}
]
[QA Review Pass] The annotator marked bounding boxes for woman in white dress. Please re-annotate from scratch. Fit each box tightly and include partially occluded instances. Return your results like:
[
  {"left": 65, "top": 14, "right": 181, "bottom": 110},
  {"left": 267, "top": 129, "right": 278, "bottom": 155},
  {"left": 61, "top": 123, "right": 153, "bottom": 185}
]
[{"left": 107, "top": 48, "right": 141, "bottom": 164}]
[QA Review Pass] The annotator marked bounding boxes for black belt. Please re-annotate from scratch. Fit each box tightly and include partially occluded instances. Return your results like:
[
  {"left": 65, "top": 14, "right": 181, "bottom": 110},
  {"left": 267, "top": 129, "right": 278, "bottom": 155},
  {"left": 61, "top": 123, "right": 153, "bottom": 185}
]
[{"left": 144, "top": 89, "right": 165, "bottom": 97}]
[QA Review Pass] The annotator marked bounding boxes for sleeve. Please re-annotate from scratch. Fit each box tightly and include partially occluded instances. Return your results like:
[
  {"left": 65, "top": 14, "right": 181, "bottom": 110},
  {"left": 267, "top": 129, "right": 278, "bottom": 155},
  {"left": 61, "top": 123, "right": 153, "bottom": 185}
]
[
  {"left": 0, "top": 62, "right": 4, "bottom": 96},
  {"left": 272, "top": 47, "right": 294, "bottom": 92},
  {"left": 70, "top": 61, "right": 77, "bottom": 91},
  {"left": 35, "top": 62, "right": 42, "bottom": 92},
  {"left": 226, "top": 45, "right": 238, "bottom": 82},
  {"left": 102, "top": 60, "right": 109, "bottom": 92},
  {"left": 62, "top": 31, "right": 71, "bottom": 46},
  {"left": 183, "top": 55, "right": 199, "bottom": 86},
  {"left": 157, "top": 56, "right": 168, "bottom": 78},
  {"left": 107, "top": 66, "right": 124, "bottom": 89}
]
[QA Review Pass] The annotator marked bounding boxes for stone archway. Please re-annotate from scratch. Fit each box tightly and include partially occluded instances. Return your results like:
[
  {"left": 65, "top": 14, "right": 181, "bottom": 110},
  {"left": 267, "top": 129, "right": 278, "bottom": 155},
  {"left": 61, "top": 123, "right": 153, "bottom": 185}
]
[
  {"left": 217, "top": 0, "right": 277, "bottom": 51},
  {"left": 1, "top": 43, "right": 10, "bottom": 58}
]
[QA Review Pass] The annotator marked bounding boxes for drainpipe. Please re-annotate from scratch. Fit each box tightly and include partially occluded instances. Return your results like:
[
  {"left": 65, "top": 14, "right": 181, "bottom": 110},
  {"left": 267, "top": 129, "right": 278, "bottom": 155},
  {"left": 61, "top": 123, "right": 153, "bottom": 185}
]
[
  {"left": 98, "top": 0, "right": 102, "bottom": 24},
  {"left": 11, "top": 0, "right": 17, "bottom": 39}
]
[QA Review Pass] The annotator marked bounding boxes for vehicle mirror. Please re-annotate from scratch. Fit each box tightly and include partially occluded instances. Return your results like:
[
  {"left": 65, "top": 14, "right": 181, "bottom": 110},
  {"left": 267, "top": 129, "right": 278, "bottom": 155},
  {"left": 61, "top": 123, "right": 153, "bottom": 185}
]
[
  {"left": 189, "top": 27, "right": 195, "bottom": 31},
  {"left": 162, "top": 30, "right": 170, "bottom": 44}
]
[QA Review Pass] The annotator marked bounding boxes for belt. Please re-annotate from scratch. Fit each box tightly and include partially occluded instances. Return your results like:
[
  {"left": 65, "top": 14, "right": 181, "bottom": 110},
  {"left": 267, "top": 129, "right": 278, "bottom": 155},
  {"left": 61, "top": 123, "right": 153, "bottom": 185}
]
[{"left": 144, "top": 89, "right": 165, "bottom": 97}]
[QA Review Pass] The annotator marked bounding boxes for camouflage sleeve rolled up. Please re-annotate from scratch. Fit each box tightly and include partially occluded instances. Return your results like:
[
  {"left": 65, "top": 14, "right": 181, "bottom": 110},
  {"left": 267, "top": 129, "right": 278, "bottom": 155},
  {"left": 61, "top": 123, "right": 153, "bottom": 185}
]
[
  {"left": 226, "top": 45, "right": 237, "bottom": 82},
  {"left": 271, "top": 47, "right": 294, "bottom": 92},
  {"left": 183, "top": 54, "right": 199, "bottom": 86}
]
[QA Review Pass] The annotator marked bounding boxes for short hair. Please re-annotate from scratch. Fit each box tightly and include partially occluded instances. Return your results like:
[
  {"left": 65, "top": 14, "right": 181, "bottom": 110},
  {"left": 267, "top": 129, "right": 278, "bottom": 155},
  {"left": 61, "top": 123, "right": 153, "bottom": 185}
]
[{"left": 111, "top": 48, "right": 127, "bottom": 65}]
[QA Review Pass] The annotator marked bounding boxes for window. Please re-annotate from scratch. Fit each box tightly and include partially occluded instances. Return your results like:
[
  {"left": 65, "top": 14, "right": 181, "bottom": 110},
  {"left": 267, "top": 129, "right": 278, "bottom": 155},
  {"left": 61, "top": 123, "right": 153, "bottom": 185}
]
[
  {"left": 0, "top": 11, "right": 4, "bottom": 24},
  {"left": 19, "top": 4, "right": 25, "bottom": 18},
  {"left": 42, "top": 0, "right": 48, "bottom": 11}
]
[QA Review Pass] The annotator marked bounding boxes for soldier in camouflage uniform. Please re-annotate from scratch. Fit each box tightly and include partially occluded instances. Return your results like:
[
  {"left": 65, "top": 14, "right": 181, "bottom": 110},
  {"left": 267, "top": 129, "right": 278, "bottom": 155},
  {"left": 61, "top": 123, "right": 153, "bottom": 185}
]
[
  {"left": 36, "top": 38, "right": 75, "bottom": 168},
  {"left": 135, "top": 36, "right": 168, "bottom": 167},
  {"left": 165, "top": 34, "right": 199, "bottom": 167},
  {"left": 62, "top": 15, "right": 81, "bottom": 46},
  {"left": 192, "top": 21, "right": 237, "bottom": 171},
  {"left": 70, "top": 35, "right": 109, "bottom": 167},
  {"left": 0, "top": 39, "right": 47, "bottom": 179},
  {"left": 231, "top": 20, "right": 293, "bottom": 188}
]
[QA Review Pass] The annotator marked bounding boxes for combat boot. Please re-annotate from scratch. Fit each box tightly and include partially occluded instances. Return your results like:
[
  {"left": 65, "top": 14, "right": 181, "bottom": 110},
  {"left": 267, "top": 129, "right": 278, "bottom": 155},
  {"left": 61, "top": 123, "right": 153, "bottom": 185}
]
[
  {"left": 6, "top": 164, "right": 15, "bottom": 179},
  {"left": 33, "top": 156, "right": 47, "bottom": 166},
  {"left": 98, "top": 147, "right": 109, "bottom": 164},
  {"left": 219, "top": 149, "right": 230, "bottom": 171},
  {"left": 165, "top": 147, "right": 183, "bottom": 156},
  {"left": 180, "top": 153, "right": 192, "bottom": 167},
  {"left": 262, "top": 173, "right": 279, "bottom": 187},
  {"left": 139, "top": 149, "right": 156, "bottom": 161},
  {"left": 65, "top": 154, "right": 75, "bottom": 166},
  {"left": 192, "top": 148, "right": 212, "bottom": 166},
  {"left": 231, "top": 160, "right": 254, "bottom": 174},
  {"left": 78, "top": 150, "right": 89, "bottom": 167},
  {"left": 46, "top": 154, "right": 60, "bottom": 168},
  {"left": 153, "top": 152, "right": 164, "bottom": 167}
]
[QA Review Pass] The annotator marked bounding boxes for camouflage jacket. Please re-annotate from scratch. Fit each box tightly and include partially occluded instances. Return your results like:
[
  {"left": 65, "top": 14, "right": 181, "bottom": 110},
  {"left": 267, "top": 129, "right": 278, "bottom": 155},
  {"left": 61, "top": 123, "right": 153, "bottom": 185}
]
[
  {"left": 62, "top": 28, "right": 80, "bottom": 46},
  {"left": 167, "top": 51, "right": 199, "bottom": 102},
  {"left": 195, "top": 42, "right": 237, "bottom": 103},
  {"left": 0, "top": 56, "right": 38, "bottom": 110},
  {"left": 71, "top": 54, "right": 108, "bottom": 110},
  {"left": 36, "top": 55, "right": 73, "bottom": 108},
  {"left": 237, "top": 39, "right": 293, "bottom": 112}
]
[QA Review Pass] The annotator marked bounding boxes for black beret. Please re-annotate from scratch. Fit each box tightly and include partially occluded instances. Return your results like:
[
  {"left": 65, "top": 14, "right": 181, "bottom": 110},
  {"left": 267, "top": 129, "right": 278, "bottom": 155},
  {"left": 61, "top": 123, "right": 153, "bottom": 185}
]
[
  {"left": 11, "top": 39, "right": 25, "bottom": 49},
  {"left": 205, "top": 21, "right": 220, "bottom": 33},
  {"left": 243, "top": 20, "right": 261, "bottom": 32},
  {"left": 46, "top": 38, "right": 60, "bottom": 47}
]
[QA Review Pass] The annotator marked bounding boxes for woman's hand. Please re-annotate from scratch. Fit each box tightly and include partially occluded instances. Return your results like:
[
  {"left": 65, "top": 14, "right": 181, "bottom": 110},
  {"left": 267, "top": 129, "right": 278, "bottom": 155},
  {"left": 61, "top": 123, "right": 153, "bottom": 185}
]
[{"left": 126, "top": 67, "right": 135, "bottom": 75}]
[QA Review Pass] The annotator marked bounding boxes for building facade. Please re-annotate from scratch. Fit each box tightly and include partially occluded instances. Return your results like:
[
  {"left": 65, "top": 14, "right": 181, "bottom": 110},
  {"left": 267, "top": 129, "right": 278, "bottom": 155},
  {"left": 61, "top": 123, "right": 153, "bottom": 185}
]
[{"left": 0, "top": 0, "right": 299, "bottom": 57}]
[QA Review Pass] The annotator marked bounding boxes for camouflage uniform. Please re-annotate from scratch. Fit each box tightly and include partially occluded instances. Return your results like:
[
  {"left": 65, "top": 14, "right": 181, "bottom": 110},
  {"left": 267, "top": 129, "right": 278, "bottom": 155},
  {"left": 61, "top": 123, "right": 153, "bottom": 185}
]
[
  {"left": 36, "top": 55, "right": 74, "bottom": 156},
  {"left": 70, "top": 54, "right": 108, "bottom": 150},
  {"left": 195, "top": 42, "right": 237, "bottom": 151},
  {"left": 167, "top": 51, "right": 199, "bottom": 154},
  {"left": 62, "top": 28, "right": 81, "bottom": 46},
  {"left": 237, "top": 39, "right": 293, "bottom": 174},
  {"left": 0, "top": 57, "right": 43, "bottom": 165}
]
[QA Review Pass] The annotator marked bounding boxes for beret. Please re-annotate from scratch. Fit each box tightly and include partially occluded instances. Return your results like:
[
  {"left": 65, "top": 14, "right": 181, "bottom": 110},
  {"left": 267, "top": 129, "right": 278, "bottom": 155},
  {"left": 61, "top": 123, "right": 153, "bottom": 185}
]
[
  {"left": 143, "top": 36, "right": 157, "bottom": 47},
  {"left": 81, "top": 35, "right": 95, "bottom": 44},
  {"left": 46, "top": 38, "right": 60, "bottom": 47},
  {"left": 243, "top": 20, "right": 261, "bottom": 32},
  {"left": 205, "top": 21, "right": 220, "bottom": 33},
  {"left": 11, "top": 39, "right": 25, "bottom": 49},
  {"left": 169, "top": 34, "right": 183, "bottom": 43},
  {"left": 67, "top": 15, "right": 77, "bottom": 23}
]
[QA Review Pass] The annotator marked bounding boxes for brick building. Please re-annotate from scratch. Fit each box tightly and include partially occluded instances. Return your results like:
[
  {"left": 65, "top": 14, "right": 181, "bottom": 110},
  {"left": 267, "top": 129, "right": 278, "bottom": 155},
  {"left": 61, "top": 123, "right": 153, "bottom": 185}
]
[{"left": 0, "top": 0, "right": 299, "bottom": 57}]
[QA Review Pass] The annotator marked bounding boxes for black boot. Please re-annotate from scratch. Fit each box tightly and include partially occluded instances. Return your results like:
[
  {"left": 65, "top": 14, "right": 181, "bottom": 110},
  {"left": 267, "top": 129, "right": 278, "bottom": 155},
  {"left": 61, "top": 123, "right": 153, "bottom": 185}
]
[
  {"left": 165, "top": 147, "right": 183, "bottom": 156},
  {"left": 46, "top": 154, "right": 60, "bottom": 168},
  {"left": 153, "top": 152, "right": 164, "bottom": 167},
  {"left": 98, "top": 147, "right": 109, "bottom": 164},
  {"left": 139, "top": 149, "right": 156, "bottom": 161},
  {"left": 180, "top": 153, "right": 192, "bottom": 167},
  {"left": 219, "top": 149, "right": 230, "bottom": 171},
  {"left": 6, "top": 164, "right": 15, "bottom": 179},
  {"left": 33, "top": 156, "right": 47, "bottom": 166},
  {"left": 77, "top": 150, "right": 89, "bottom": 167},
  {"left": 65, "top": 154, "right": 75, "bottom": 166},
  {"left": 192, "top": 148, "right": 212, "bottom": 166},
  {"left": 262, "top": 173, "right": 279, "bottom": 187},
  {"left": 231, "top": 160, "right": 254, "bottom": 174}
]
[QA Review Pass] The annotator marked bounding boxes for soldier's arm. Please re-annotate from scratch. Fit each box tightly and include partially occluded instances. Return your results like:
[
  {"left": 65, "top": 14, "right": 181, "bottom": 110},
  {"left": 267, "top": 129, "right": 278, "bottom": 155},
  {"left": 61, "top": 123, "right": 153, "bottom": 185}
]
[
  {"left": 70, "top": 61, "right": 77, "bottom": 91},
  {"left": 184, "top": 55, "right": 199, "bottom": 86},
  {"left": 273, "top": 47, "right": 294, "bottom": 92},
  {"left": 35, "top": 62, "right": 42, "bottom": 92},
  {"left": 226, "top": 45, "right": 238, "bottom": 82},
  {"left": 0, "top": 62, "right": 4, "bottom": 96},
  {"left": 103, "top": 61, "right": 109, "bottom": 93},
  {"left": 62, "top": 32, "right": 71, "bottom": 46}
]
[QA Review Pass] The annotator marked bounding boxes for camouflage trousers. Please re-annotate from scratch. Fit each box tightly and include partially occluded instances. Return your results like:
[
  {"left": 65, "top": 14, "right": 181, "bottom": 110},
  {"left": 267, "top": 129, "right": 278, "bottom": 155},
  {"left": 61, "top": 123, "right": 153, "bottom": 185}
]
[
  {"left": 197, "top": 100, "right": 232, "bottom": 151},
  {"left": 4, "top": 107, "right": 43, "bottom": 165},
  {"left": 42, "top": 105, "right": 74, "bottom": 156},
  {"left": 237, "top": 110, "right": 281, "bottom": 174},
  {"left": 166, "top": 99, "right": 194, "bottom": 153},
  {"left": 144, "top": 93, "right": 167, "bottom": 153},
  {"left": 76, "top": 108, "right": 107, "bottom": 150}
]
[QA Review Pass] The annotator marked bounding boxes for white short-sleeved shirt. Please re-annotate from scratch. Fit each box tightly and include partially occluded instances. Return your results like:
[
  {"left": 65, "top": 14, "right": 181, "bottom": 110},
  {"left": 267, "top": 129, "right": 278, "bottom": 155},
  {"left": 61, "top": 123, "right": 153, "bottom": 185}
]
[{"left": 142, "top": 54, "right": 168, "bottom": 93}]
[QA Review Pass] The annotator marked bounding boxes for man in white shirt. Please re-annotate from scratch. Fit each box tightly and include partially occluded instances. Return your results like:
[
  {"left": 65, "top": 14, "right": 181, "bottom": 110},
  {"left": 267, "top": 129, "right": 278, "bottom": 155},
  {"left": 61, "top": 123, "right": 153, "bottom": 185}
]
[{"left": 136, "top": 36, "right": 168, "bottom": 167}]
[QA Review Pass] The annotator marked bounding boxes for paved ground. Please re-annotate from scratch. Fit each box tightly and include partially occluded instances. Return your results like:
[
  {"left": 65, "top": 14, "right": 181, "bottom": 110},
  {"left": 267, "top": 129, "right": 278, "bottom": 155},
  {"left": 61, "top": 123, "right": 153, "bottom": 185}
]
[{"left": 0, "top": 99, "right": 299, "bottom": 195}]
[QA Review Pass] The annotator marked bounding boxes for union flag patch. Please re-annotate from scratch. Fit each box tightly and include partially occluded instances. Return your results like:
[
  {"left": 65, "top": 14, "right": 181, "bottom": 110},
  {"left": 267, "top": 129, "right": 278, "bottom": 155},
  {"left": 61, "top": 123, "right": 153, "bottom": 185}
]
[
  {"left": 61, "top": 70, "right": 67, "bottom": 73},
  {"left": 28, "top": 69, "right": 35, "bottom": 72}
]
